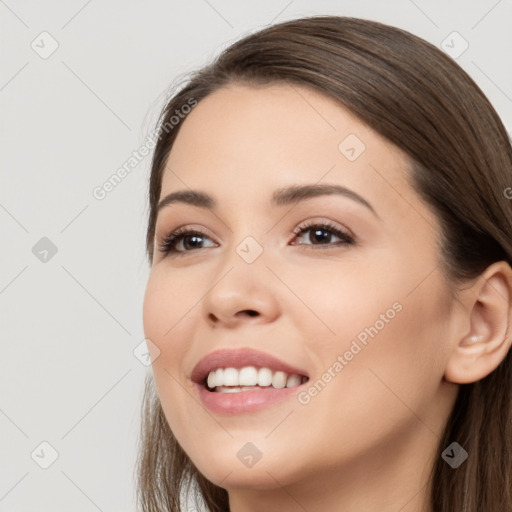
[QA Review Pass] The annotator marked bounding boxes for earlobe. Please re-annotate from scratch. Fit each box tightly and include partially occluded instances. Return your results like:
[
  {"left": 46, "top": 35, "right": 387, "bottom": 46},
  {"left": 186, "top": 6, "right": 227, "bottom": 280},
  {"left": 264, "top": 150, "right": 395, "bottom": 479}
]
[{"left": 444, "top": 261, "right": 512, "bottom": 385}]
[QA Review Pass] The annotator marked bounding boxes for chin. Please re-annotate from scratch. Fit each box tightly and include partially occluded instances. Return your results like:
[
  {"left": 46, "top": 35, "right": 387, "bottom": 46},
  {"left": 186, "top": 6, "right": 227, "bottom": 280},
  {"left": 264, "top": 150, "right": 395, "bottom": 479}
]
[
  {"left": 188, "top": 444, "right": 305, "bottom": 491},
  {"left": 202, "top": 465, "right": 288, "bottom": 491}
]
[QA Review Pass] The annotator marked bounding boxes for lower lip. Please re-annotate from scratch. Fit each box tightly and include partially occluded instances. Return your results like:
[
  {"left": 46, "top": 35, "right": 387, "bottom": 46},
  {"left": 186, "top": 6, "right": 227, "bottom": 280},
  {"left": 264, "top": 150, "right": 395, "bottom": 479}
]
[{"left": 195, "top": 382, "right": 304, "bottom": 414}]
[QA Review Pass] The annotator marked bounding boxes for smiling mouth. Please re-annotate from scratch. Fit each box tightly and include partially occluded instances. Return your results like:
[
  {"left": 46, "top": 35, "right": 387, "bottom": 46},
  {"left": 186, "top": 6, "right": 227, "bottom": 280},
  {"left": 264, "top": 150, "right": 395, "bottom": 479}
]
[{"left": 204, "top": 366, "right": 309, "bottom": 393}]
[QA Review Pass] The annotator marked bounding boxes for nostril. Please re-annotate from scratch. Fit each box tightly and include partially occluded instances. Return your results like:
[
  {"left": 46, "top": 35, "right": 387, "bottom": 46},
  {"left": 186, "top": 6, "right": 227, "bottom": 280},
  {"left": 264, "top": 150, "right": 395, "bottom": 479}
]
[{"left": 207, "top": 310, "right": 259, "bottom": 323}]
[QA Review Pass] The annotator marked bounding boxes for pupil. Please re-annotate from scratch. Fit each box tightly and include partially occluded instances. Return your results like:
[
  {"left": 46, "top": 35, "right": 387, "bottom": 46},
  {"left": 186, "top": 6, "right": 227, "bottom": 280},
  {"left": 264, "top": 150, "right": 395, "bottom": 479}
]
[
  {"left": 185, "top": 235, "right": 203, "bottom": 249},
  {"left": 311, "top": 229, "right": 330, "bottom": 244}
]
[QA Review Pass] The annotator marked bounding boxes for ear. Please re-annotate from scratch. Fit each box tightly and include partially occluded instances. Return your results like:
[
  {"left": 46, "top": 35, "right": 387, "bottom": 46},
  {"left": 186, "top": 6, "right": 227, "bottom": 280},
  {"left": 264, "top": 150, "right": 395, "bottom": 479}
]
[{"left": 445, "top": 261, "right": 512, "bottom": 384}]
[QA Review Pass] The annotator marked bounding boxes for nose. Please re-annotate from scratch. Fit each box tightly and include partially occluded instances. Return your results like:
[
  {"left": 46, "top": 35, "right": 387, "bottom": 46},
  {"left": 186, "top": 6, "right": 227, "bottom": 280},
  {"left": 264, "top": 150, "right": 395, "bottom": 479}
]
[{"left": 201, "top": 247, "right": 281, "bottom": 329}]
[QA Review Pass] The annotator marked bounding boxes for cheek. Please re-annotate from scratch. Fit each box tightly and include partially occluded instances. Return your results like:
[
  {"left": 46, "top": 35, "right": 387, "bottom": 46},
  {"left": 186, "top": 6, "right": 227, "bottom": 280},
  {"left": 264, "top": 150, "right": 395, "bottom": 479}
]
[
  {"left": 284, "top": 278, "right": 451, "bottom": 470},
  {"left": 293, "top": 255, "right": 450, "bottom": 408},
  {"left": 142, "top": 276, "right": 168, "bottom": 348},
  {"left": 143, "top": 268, "right": 195, "bottom": 341},
  {"left": 282, "top": 254, "right": 401, "bottom": 349},
  {"left": 142, "top": 272, "right": 200, "bottom": 436},
  {"left": 142, "top": 270, "right": 192, "bottom": 372}
]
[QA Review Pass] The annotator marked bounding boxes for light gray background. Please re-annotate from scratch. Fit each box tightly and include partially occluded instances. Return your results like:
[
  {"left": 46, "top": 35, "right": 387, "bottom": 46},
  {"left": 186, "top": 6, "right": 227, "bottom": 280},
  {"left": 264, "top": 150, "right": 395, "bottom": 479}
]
[{"left": 1, "top": 1, "right": 511, "bottom": 511}]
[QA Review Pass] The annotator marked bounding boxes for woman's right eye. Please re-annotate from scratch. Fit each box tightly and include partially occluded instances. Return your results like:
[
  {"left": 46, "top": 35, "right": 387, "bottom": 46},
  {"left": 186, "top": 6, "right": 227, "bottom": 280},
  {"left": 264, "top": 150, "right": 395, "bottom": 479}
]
[{"left": 158, "top": 228, "right": 217, "bottom": 256}]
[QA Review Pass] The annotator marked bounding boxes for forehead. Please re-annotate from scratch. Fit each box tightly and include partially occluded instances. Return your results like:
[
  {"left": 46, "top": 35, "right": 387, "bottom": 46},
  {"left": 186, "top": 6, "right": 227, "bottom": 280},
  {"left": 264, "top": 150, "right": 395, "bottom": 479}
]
[{"left": 160, "top": 83, "right": 424, "bottom": 222}]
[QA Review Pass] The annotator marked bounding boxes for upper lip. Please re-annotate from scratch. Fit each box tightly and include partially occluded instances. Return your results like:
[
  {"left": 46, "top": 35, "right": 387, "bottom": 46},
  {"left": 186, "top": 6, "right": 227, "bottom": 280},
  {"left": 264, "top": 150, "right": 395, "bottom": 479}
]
[{"left": 190, "top": 348, "right": 309, "bottom": 385}]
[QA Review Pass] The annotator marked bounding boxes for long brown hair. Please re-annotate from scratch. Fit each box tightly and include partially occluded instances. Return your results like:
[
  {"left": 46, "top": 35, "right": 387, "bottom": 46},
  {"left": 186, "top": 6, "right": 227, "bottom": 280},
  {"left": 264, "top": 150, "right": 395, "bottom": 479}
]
[{"left": 136, "top": 15, "right": 512, "bottom": 512}]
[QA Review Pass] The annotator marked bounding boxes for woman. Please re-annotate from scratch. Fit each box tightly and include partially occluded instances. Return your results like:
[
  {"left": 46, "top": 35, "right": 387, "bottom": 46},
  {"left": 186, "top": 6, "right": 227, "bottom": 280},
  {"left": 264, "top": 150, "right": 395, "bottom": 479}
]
[{"left": 137, "top": 15, "right": 512, "bottom": 512}]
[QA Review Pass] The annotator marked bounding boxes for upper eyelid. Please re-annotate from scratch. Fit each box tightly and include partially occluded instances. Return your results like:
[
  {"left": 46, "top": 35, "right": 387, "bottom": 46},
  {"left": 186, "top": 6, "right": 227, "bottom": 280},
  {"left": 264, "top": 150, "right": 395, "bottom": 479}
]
[
  {"left": 294, "top": 218, "right": 353, "bottom": 236},
  {"left": 156, "top": 223, "right": 215, "bottom": 240}
]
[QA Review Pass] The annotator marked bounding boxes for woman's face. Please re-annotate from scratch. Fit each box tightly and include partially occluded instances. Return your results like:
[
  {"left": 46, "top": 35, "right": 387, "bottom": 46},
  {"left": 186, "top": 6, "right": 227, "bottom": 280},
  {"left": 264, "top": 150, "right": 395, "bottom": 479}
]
[{"left": 143, "top": 83, "right": 459, "bottom": 498}]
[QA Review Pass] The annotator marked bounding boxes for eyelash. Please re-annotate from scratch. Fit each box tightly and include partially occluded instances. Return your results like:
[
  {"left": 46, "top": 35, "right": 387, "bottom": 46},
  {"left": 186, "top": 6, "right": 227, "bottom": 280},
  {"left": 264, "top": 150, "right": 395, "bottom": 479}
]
[{"left": 158, "top": 220, "right": 355, "bottom": 257}]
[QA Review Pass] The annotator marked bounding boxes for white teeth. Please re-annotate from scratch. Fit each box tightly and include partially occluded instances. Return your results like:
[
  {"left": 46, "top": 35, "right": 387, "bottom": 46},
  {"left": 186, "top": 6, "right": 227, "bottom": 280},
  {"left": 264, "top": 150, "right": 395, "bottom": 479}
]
[
  {"left": 258, "top": 367, "right": 273, "bottom": 387},
  {"left": 216, "top": 386, "right": 243, "bottom": 393},
  {"left": 239, "top": 366, "right": 258, "bottom": 386},
  {"left": 214, "top": 368, "right": 224, "bottom": 383},
  {"left": 206, "top": 366, "right": 306, "bottom": 391},
  {"left": 216, "top": 386, "right": 260, "bottom": 393},
  {"left": 223, "top": 367, "right": 239, "bottom": 386},
  {"left": 272, "top": 371, "right": 287, "bottom": 389},
  {"left": 286, "top": 374, "right": 302, "bottom": 388}
]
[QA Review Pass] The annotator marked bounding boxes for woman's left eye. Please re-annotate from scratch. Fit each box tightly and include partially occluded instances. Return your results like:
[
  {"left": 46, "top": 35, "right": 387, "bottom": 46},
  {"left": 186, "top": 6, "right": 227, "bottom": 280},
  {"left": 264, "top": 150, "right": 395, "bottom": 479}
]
[{"left": 291, "top": 221, "right": 354, "bottom": 248}]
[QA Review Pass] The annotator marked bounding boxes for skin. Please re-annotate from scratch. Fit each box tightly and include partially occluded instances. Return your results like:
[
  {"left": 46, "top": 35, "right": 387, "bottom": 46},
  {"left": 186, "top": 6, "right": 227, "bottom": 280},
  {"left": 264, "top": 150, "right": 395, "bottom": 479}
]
[{"left": 143, "top": 83, "right": 512, "bottom": 512}]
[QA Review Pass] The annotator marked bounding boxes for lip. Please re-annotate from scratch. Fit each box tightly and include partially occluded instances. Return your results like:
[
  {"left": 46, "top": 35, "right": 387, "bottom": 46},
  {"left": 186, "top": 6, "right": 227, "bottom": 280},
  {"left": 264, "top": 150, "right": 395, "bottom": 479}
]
[{"left": 190, "top": 347, "right": 310, "bottom": 415}]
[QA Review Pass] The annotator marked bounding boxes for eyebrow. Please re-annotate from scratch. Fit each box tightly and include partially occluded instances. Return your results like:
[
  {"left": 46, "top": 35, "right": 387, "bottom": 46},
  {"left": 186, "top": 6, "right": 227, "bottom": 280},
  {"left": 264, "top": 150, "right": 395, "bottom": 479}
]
[{"left": 156, "top": 184, "right": 378, "bottom": 218}]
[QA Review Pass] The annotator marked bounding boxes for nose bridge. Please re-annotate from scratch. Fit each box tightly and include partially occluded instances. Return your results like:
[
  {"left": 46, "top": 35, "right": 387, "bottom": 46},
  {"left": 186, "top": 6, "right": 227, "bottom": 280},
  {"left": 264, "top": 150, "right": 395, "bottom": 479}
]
[
  {"left": 201, "top": 229, "right": 279, "bottom": 325},
  {"left": 218, "top": 209, "right": 269, "bottom": 273}
]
